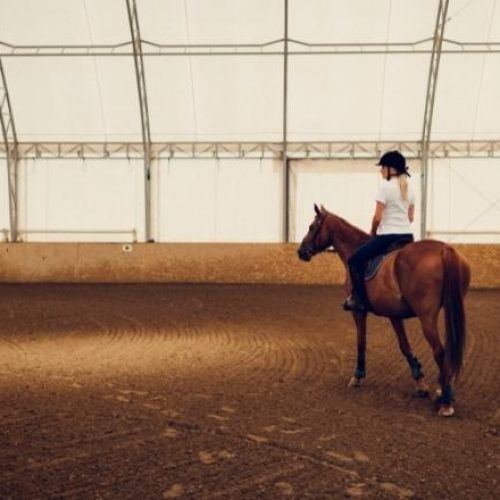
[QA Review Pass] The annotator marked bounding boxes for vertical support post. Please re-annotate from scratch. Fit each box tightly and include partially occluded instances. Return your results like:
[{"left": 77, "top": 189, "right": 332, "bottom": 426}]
[
  {"left": 283, "top": 0, "right": 289, "bottom": 242},
  {"left": 0, "top": 58, "right": 18, "bottom": 242},
  {"left": 126, "top": 0, "right": 153, "bottom": 242},
  {"left": 421, "top": 0, "right": 449, "bottom": 239}
]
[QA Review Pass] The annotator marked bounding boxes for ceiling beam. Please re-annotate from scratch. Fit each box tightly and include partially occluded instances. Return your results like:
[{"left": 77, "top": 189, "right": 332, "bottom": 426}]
[
  {"left": 3, "top": 141, "right": 500, "bottom": 160},
  {"left": 1, "top": 38, "right": 500, "bottom": 57}
]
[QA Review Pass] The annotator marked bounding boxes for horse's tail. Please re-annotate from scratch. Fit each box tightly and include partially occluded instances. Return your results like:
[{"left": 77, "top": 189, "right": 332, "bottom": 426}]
[{"left": 442, "top": 245, "right": 468, "bottom": 379}]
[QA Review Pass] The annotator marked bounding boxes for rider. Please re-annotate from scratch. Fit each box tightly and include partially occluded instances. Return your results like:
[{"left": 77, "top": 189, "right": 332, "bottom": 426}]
[{"left": 343, "top": 150, "right": 415, "bottom": 312}]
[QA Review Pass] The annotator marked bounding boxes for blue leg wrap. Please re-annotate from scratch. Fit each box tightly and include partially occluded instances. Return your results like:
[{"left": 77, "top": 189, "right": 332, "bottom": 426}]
[
  {"left": 440, "top": 385, "right": 454, "bottom": 405},
  {"left": 407, "top": 355, "right": 424, "bottom": 380},
  {"left": 355, "top": 349, "right": 366, "bottom": 379}
]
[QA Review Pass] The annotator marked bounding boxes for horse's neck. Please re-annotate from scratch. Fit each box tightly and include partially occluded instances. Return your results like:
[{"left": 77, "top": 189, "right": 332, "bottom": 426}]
[{"left": 326, "top": 215, "right": 369, "bottom": 264}]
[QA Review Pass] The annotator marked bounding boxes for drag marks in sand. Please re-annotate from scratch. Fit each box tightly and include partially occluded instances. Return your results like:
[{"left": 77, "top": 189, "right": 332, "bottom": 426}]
[
  {"left": 86, "top": 388, "right": 334, "bottom": 497},
  {"left": 98, "top": 388, "right": 415, "bottom": 498},
  {"left": 1, "top": 285, "right": 498, "bottom": 498}
]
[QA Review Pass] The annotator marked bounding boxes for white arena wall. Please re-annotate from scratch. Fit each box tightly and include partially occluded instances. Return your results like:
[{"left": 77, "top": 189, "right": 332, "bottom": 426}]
[{"left": 3, "top": 157, "right": 500, "bottom": 245}]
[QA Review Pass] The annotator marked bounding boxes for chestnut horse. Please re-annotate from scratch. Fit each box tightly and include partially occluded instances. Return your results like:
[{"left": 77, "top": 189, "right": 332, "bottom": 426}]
[{"left": 298, "top": 204, "right": 471, "bottom": 417}]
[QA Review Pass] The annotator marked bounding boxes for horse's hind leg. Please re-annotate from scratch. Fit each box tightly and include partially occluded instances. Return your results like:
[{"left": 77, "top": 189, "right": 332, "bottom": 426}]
[
  {"left": 419, "top": 315, "right": 454, "bottom": 416},
  {"left": 390, "top": 318, "right": 430, "bottom": 397}
]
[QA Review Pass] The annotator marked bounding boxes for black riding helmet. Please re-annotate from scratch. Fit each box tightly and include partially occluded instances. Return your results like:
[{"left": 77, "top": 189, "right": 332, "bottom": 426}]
[{"left": 376, "top": 150, "right": 411, "bottom": 177}]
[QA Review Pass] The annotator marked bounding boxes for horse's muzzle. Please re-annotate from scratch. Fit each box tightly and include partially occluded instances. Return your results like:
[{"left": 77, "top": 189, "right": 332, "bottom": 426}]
[{"left": 297, "top": 247, "right": 312, "bottom": 261}]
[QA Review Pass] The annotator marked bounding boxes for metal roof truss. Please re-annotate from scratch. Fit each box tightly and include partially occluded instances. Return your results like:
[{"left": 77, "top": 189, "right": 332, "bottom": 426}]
[{"left": 2, "top": 140, "right": 500, "bottom": 160}]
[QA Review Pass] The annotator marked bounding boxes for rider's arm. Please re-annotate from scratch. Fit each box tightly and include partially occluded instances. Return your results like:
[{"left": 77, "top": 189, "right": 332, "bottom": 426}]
[
  {"left": 370, "top": 201, "right": 384, "bottom": 236},
  {"left": 408, "top": 204, "right": 415, "bottom": 223}
]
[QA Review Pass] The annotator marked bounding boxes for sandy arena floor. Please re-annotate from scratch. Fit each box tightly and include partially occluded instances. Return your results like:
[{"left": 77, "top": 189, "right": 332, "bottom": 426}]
[{"left": 0, "top": 284, "right": 498, "bottom": 499}]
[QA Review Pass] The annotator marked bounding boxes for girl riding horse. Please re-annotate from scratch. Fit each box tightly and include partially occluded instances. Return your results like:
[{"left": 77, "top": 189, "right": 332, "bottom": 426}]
[{"left": 297, "top": 152, "right": 470, "bottom": 417}]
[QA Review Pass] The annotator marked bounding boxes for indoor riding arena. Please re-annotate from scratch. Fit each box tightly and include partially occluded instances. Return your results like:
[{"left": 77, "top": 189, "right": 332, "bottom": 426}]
[{"left": 1, "top": 1, "right": 499, "bottom": 499}]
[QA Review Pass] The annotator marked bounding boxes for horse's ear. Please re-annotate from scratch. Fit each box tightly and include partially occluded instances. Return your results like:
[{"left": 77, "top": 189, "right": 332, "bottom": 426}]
[
  {"left": 314, "top": 204, "right": 321, "bottom": 216},
  {"left": 320, "top": 204, "right": 326, "bottom": 212}
]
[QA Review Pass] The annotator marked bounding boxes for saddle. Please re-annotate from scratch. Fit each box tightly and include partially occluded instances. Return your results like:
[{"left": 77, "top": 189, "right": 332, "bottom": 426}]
[
  {"left": 364, "top": 238, "right": 413, "bottom": 282},
  {"left": 364, "top": 253, "right": 394, "bottom": 281}
]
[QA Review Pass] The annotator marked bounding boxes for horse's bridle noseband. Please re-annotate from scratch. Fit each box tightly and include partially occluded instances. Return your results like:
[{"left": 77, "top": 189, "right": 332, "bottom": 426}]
[{"left": 302, "top": 213, "right": 336, "bottom": 258}]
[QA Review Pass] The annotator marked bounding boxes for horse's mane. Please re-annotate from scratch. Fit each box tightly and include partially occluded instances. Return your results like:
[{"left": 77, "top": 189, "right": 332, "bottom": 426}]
[{"left": 323, "top": 209, "right": 371, "bottom": 246}]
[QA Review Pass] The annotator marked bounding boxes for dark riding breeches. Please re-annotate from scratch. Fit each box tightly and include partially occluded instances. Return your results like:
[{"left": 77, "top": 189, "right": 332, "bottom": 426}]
[{"left": 347, "top": 233, "right": 414, "bottom": 304}]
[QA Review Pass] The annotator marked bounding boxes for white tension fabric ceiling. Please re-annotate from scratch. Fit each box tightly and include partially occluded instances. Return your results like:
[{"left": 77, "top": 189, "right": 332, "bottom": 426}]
[{"left": 0, "top": 0, "right": 499, "bottom": 243}]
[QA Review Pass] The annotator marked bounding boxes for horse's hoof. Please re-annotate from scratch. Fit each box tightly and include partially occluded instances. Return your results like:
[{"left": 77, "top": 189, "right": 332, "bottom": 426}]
[
  {"left": 414, "top": 380, "right": 430, "bottom": 398},
  {"left": 348, "top": 376, "right": 363, "bottom": 388},
  {"left": 438, "top": 405, "right": 455, "bottom": 417}
]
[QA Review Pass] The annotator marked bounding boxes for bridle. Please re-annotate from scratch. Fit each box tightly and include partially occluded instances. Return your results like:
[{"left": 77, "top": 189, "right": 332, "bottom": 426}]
[{"left": 303, "top": 213, "right": 336, "bottom": 258}]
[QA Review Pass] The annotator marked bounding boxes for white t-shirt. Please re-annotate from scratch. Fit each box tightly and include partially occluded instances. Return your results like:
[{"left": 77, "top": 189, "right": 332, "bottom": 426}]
[{"left": 375, "top": 177, "right": 415, "bottom": 235}]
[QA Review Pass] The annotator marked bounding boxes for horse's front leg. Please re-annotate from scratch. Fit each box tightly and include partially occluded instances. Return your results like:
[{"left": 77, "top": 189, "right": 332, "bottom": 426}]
[{"left": 348, "top": 311, "right": 367, "bottom": 388}]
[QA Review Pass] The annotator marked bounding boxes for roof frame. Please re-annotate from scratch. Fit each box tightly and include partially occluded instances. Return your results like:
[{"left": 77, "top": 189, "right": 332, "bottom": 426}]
[
  {"left": 1, "top": 38, "right": 500, "bottom": 57},
  {"left": 421, "top": 0, "right": 449, "bottom": 238},
  {"left": 125, "top": 0, "right": 153, "bottom": 242},
  {"left": 0, "top": 58, "right": 18, "bottom": 242},
  {"left": 4, "top": 140, "right": 500, "bottom": 160}
]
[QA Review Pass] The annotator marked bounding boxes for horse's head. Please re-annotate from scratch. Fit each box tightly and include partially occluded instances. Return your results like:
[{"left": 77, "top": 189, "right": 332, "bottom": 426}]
[{"left": 297, "top": 204, "right": 332, "bottom": 261}]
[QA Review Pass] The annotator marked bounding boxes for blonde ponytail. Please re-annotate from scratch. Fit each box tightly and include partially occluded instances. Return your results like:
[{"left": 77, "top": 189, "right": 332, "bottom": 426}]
[{"left": 399, "top": 175, "right": 409, "bottom": 201}]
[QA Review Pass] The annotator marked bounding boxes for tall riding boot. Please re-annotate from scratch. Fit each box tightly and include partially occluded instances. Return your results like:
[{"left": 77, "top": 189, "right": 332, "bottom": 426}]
[{"left": 344, "top": 267, "right": 368, "bottom": 312}]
